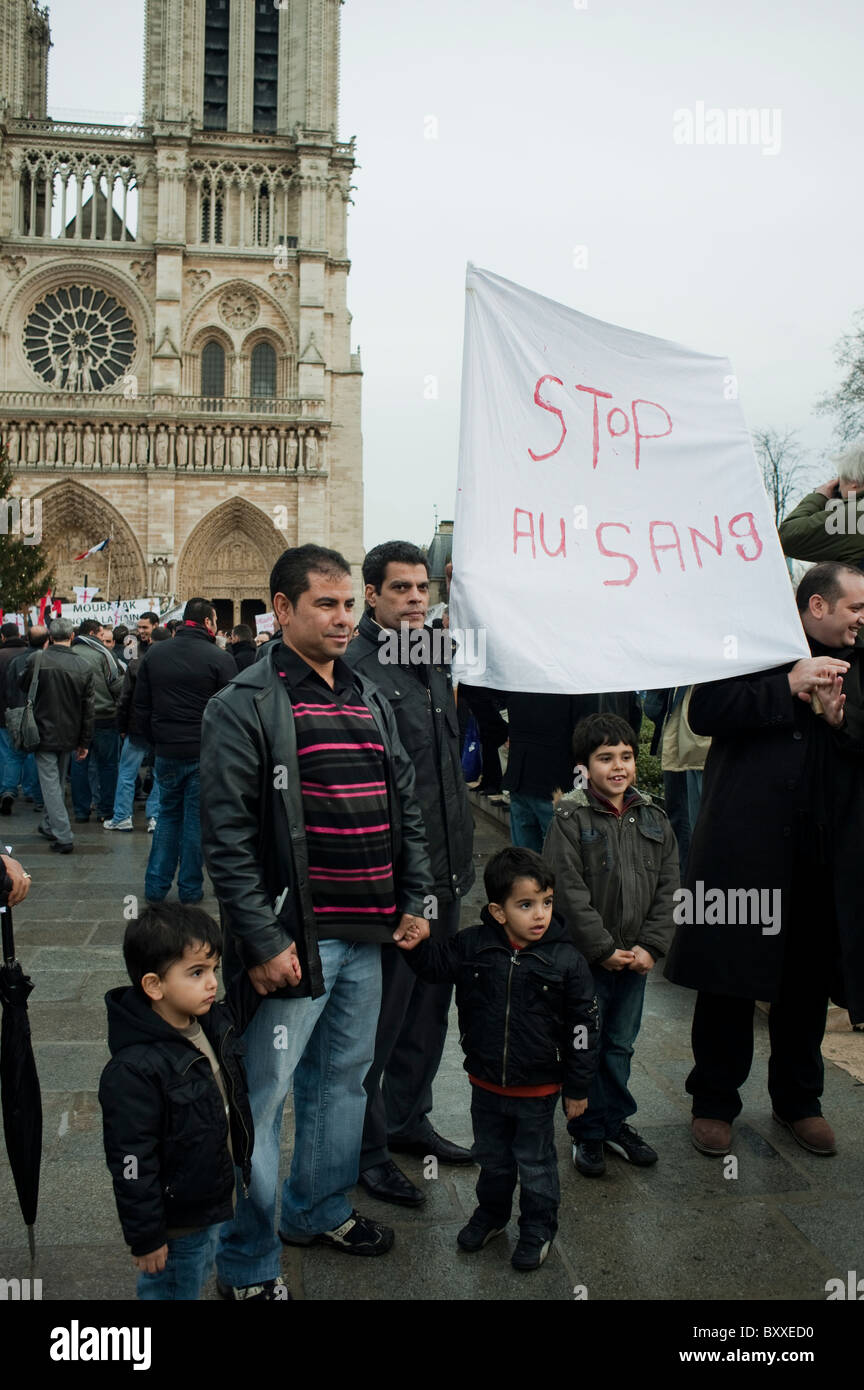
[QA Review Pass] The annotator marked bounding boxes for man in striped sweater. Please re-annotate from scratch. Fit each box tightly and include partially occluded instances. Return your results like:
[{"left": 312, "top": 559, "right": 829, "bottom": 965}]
[{"left": 201, "top": 545, "right": 433, "bottom": 1301}]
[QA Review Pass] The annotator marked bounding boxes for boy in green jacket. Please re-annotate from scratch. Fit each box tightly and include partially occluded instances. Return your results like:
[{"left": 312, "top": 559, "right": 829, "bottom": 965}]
[{"left": 543, "top": 713, "right": 679, "bottom": 1178}]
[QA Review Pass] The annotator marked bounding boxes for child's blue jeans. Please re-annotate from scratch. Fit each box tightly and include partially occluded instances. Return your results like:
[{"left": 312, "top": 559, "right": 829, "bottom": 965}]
[
  {"left": 136, "top": 1223, "right": 221, "bottom": 1301},
  {"left": 567, "top": 965, "right": 647, "bottom": 1142}
]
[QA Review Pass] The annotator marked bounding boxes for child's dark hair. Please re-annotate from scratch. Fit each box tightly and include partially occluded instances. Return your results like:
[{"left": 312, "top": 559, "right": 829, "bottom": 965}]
[
  {"left": 572, "top": 712, "right": 638, "bottom": 767},
  {"left": 123, "top": 904, "right": 222, "bottom": 993},
  {"left": 484, "top": 846, "right": 555, "bottom": 905}
]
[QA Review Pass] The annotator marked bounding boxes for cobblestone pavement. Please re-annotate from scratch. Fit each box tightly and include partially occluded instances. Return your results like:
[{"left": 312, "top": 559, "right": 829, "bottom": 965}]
[{"left": 1, "top": 798, "right": 862, "bottom": 1303}]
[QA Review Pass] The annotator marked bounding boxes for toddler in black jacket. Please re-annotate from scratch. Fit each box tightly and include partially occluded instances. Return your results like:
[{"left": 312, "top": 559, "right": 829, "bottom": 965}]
[
  {"left": 99, "top": 904, "right": 301, "bottom": 1301},
  {"left": 401, "top": 846, "right": 598, "bottom": 1271}
]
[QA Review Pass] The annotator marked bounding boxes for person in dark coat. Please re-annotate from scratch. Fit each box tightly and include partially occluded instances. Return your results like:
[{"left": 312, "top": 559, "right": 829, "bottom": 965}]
[
  {"left": 665, "top": 562, "right": 864, "bottom": 1159},
  {"left": 503, "top": 692, "right": 599, "bottom": 851},
  {"left": 0, "top": 623, "right": 42, "bottom": 813},
  {"left": 344, "top": 540, "right": 475, "bottom": 1207},
  {"left": 229, "top": 624, "right": 257, "bottom": 672},
  {"left": 135, "top": 599, "right": 236, "bottom": 904},
  {"left": 104, "top": 626, "right": 170, "bottom": 831}
]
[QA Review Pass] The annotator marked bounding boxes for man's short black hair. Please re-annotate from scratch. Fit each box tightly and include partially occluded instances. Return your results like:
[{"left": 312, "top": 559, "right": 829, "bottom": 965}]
[
  {"left": 182, "top": 597, "right": 216, "bottom": 626},
  {"left": 123, "top": 904, "right": 222, "bottom": 993},
  {"left": 269, "top": 544, "right": 351, "bottom": 607},
  {"left": 484, "top": 846, "right": 555, "bottom": 905},
  {"left": 76, "top": 619, "right": 101, "bottom": 637},
  {"left": 572, "top": 712, "right": 638, "bottom": 767},
  {"left": 113, "top": 624, "right": 129, "bottom": 643},
  {"left": 362, "top": 541, "right": 429, "bottom": 594},
  {"left": 232, "top": 623, "right": 254, "bottom": 641},
  {"left": 150, "top": 625, "right": 171, "bottom": 642},
  {"left": 796, "top": 561, "right": 864, "bottom": 613},
  {"left": 0, "top": 622, "right": 20, "bottom": 641},
  {"left": 139, "top": 611, "right": 160, "bottom": 625},
  {"left": 166, "top": 619, "right": 181, "bottom": 633}
]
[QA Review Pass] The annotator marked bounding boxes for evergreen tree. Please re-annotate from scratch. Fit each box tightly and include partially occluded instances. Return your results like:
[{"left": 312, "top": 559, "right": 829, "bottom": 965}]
[{"left": 0, "top": 432, "right": 54, "bottom": 616}]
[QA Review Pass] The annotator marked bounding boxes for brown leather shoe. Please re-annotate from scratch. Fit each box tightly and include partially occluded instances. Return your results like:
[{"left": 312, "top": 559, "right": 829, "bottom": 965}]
[
  {"left": 772, "top": 1112, "right": 837, "bottom": 1155},
  {"left": 691, "top": 1117, "right": 732, "bottom": 1156}
]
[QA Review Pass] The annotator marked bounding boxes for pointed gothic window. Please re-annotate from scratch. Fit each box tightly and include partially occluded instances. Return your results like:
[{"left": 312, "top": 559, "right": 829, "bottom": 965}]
[
  {"left": 254, "top": 0, "right": 279, "bottom": 134},
  {"left": 201, "top": 184, "right": 224, "bottom": 244},
  {"left": 202, "top": 341, "right": 226, "bottom": 402},
  {"left": 250, "top": 342, "right": 277, "bottom": 407},
  {"left": 204, "top": 0, "right": 230, "bottom": 131}
]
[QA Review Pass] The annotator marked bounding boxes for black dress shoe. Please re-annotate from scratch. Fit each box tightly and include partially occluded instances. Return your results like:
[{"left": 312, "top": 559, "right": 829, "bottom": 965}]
[
  {"left": 37, "top": 823, "right": 57, "bottom": 843},
  {"left": 359, "top": 1160, "right": 426, "bottom": 1207},
  {"left": 389, "top": 1131, "right": 475, "bottom": 1165},
  {"left": 50, "top": 841, "right": 74, "bottom": 855}
]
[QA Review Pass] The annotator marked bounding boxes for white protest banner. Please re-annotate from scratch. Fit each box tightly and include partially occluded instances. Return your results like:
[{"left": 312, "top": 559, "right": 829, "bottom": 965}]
[
  {"left": 450, "top": 265, "right": 809, "bottom": 693},
  {"left": 255, "top": 612, "right": 276, "bottom": 635},
  {"left": 59, "top": 598, "right": 150, "bottom": 627}
]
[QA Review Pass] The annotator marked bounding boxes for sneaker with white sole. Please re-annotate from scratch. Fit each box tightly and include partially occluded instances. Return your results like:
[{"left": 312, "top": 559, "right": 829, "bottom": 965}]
[
  {"left": 147, "top": 818, "right": 157, "bottom": 833},
  {"left": 511, "top": 1236, "right": 552, "bottom": 1272},
  {"left": 279, "top": 1209, "right": 394, "bottom": 1256},
  {"left": 104, "top": 817, "right": 134, "bottom": 831},
  {"left": 217, "top": 1275, "right": 292, "bottom": 1301}
]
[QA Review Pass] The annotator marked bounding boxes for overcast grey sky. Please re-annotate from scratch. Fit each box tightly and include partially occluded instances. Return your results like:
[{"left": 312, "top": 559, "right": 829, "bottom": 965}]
[{"left": 46, "top": 0, "right": 863, "bottom": 549}]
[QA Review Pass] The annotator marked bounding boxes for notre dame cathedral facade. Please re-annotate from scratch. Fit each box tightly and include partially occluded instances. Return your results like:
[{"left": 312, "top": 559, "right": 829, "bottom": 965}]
[{"left": 0, "top": 0, "right": 362, "bottom": 626}]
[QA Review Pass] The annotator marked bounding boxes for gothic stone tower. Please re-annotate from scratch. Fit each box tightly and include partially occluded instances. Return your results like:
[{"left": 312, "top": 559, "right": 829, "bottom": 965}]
[{"left": 0, "top": 0, "right": 362, "bottom": 624}]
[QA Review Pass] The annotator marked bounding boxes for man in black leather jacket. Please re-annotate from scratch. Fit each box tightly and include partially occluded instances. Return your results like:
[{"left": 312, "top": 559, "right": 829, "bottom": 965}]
[
  {"left": 200, "top": 545, "right": 433, "bottom": 1300},
  {"left": 345, "top": 541, "right": 476, "bottom": 1208}
]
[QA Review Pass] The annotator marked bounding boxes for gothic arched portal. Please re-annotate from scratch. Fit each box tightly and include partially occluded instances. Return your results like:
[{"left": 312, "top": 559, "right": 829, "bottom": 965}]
[
  {"left": 176, "top": 497, "right": 288, "bottom": 627},
  {"left": 35, "top": 480, "right": 148, "bottom": 600}
]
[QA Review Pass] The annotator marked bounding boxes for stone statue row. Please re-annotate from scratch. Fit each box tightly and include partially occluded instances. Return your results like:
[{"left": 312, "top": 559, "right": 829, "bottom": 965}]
[{"left": 3, "top": 422, "right": 323, "bottom": 473}]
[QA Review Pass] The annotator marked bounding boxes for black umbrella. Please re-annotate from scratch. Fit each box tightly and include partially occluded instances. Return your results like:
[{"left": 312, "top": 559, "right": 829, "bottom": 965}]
[{"left": 0, "top": 873, "right": 42, "bottom": 1259}]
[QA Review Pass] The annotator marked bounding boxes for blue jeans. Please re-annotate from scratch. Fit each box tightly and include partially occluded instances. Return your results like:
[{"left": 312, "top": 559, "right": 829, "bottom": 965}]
[
  {"left": 137, "top": 1223, "right": 221, "bottom": 1301},
  {"left": 217, "top": 939, "right": 382, "bottom": 1288},
  {"left": 113, "top": 736, "right": 160, "bottom": 822},
  {"left": 0, "top": 728, "right": 41, "bottom": 801},
  {"left": 70, "top": 725, "right": 119, "bottom": 819},
  {"left": 509, "top": 793, "right": 555, "bottom": 853},
  {"left": 145, "top": 756, "right": 201, "bottom": 902},
  {"left": 568, "top": 965, "right": 647, "bottom": 1142},
  {"left": 471, "top": 1087, "right": 560, "bottom": 1241}
]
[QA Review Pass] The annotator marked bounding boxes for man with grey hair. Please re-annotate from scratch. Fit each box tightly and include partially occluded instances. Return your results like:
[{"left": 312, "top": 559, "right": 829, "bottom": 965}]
[
  {"left": 779, "top": 444, "right": 864, "bottom": 566},
  {"left": 19, "top": 618, "right": 95, "bottom": 854}
]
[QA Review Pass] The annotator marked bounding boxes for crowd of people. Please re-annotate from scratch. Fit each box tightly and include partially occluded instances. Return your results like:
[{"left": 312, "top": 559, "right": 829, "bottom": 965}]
[{"left": 1, "top": 522, "right": 863, "bottom": 1301}]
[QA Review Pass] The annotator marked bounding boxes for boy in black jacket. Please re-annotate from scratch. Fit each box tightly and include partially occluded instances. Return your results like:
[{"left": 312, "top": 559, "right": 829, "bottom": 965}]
[
  {"left": 99, "top": 904, "right": 301, "bottom": 1301},
  {"left": 400, "top": 846, "right": 598, "bottom": 1271}
]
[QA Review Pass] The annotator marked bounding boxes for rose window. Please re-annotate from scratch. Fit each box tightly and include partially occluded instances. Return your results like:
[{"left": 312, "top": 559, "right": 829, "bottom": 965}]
[{"left": 24, "top": 285, "right": 136, "bottom": 391}]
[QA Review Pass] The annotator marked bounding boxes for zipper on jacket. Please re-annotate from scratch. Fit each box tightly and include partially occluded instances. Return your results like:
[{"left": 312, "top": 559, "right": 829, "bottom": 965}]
[
  {"left": 501, "top": 952, "right": 519, "bottom": 1086},
  {"left": 220, "top": 1024, "right": 252, "bottom": 1196}
]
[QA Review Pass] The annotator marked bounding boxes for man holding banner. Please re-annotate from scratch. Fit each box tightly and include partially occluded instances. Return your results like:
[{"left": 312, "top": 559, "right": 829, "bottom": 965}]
[
  {"left": 447, "top": 266, "right": 862, "bottom": 1164},
  {"left": 666, "top": 561, "right": 864, "bottom": 1158}
]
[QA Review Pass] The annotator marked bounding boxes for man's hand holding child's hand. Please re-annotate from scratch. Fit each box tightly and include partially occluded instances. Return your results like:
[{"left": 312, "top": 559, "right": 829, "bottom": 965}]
[
  {"left": 564, "top": 1098, "right": 587, "bottom": 1119},
  {"left": 393, "top": 915, "right": 429, "bottom": 950},
  {"left": 134, "top": 1244, "right": 168, "bottom": 1274}
]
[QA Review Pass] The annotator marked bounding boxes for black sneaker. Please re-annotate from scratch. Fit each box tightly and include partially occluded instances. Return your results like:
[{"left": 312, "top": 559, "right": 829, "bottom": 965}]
[
  {"left": 217, "top": 1276, "right": 292, "bottom": 1301},
  {"left": 279, "top": 1210, "right": 394, "bottom": 1256},
  {"left": 572, "top": 1139, "right": 606, "bottom": 1176},
  {"left": 456, "top": 1212, "right": 507, "bottom": 1252},
  {"left": 511, "top": 1236, "right": 552, "bottom": 1272},
  {"left": 605, "top": 1123, "right": 658, "bottom": 1167}
]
